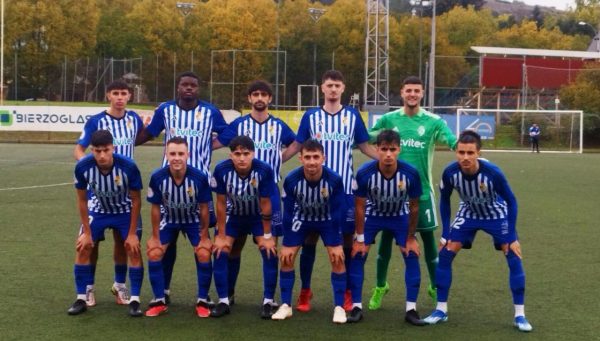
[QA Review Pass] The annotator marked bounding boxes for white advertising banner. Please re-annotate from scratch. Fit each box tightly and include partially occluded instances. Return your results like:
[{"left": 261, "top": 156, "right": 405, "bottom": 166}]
[{"left": 0, "top": 106, "right": 155, "bottom": 132}]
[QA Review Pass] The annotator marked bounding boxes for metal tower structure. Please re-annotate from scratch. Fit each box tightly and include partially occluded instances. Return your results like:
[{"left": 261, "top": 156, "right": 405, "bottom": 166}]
[{"left": 364, "top": 0, "right": 389, "bottom": 109}]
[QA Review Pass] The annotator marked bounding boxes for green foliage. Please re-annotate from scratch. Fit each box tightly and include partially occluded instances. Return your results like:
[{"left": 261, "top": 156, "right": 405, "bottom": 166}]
[{"left": 560, "top": 62, "right": 600, "bottom": 142}]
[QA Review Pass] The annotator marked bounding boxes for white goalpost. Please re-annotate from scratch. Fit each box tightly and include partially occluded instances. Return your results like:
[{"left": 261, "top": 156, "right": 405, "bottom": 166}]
[{"left": 456, "top": 108, "right": 584, "bottom": 153}]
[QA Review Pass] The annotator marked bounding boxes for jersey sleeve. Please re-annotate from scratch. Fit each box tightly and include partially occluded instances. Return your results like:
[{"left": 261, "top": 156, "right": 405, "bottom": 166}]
[
  {"left": 280, "top": 121, "right": 296, "bottom": 146},
  {"left": 353, "top": 170, "right": 368, "bottom": 198},
  {"left": 196, "top": 173, "right": 213, "bottom": 204},
  {"left": 295, "top": 112, "right": 312, "bottom": 143},
  {"left": 493, "top": 169, "right": 518, "bottom": 243},
  {"left": 435, "top": 119, "right": 458, "bottom": 150},
  {"left": 330, "top": 177, "right": 346, "bottom": 226},
  {"left": 211, "top": 107, "right": 229, "bottom": 135},
  {"left": 147, "top": 173, "right": 163, "bottom": 204},
  {"left": 281, "top": 178, "right": 294, "bottom": 226},
  {"left": 367, "top": 114, "right": 389, "bottom": 143},
  {"left": 73, "top": 165, "right": 88, "bottom": 190},
  {"left": 127, "top": 164, "right": 143, "bottom": 191},
  {"left": 146, "top": 106, "right": 165, "bottom": 137},
  {"left": 132, "top": 111, "right": 144, "bottom": 133},
  {"left": 259, "top": 167, "right": 275, "bottom": 198},
  {"left": 438, "top": 168, "right": 454, "bottom": 240},
  {"left": 211, "top": 167, "right": 227, "bottom": 195},
  {"left": 215, "top": 119, "right": 238, "bottom": 146},
  {"left": 407, "top": 170, "right": 422, "bottom": 199},
  {"left": 76, "top": 116, "right": 97, "bottom": 147},
  {"left": 353, "top": 111, "right": 370, "bottom": 144}
]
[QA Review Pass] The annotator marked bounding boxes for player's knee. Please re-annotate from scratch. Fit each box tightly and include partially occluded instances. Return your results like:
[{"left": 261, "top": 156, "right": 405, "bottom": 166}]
[
  {"left": 147, "top": 247, "right": 164, "bottom": 262},
  {"left": 196, "top": 248, "right": 211, "bottom": 263}
]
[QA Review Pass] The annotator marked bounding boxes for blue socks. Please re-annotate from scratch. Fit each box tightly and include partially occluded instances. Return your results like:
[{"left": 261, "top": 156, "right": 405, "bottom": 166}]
[
  {"left": 128, "top": 266, "right": 143, "bottom": 297},
  {"left": 228, "top": 256, "right": 241, "bottom": 297},
  {"left": 299, "top": 244, "right": 316, "bottom": 289},
  {"left": 114, "top": 264, "right": 127, "bottom": 284},
  {"left": 260, "top": 249, "right": 278, "bottom": 300},
  {"left": 331, "top": 272, "right": 347, "bottom": 307},
  {"left": 162, "top": 242, "right": 177, "bottom": 291},
  {"left": 196, "top": 259, "right": 212, "bottom": 300},
  {"left": 213, "top": 252, "right": 229, "bottom": 299},
  {"left": 280, "top": 270, "right": 295, "bottom": 305},
  {"left": 349, "top": 254, "right": 367, "bottom": 304},
  {"left": 74, "top": 264, "right": 92, "bottom": 295},
  {"left": 148, "top": 261, "right": 165, "bottom": 300},
  {"left": 403, "top": 251, "right": 421, "bottom": 302},
  {"left": 88, "top": 264, "right": 96, "bottom": 286},
  {"left": 506, "top": 250, "right": 526, "bottom": 305},
  {"left": 436, "top": 248, "right": 456, "bottom": 303}
]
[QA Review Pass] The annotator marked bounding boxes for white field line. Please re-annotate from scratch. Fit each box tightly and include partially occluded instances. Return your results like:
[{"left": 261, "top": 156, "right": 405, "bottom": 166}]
[{"left": 0, "top": 182, "right": 72, "bottom": 191}]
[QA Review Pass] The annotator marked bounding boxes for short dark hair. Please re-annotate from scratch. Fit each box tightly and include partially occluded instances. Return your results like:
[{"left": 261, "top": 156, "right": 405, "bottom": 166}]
[
  {"left": 458, "top": 130, "right": 482, "bottom": 150},
  {"left": 301, "top": 139, "right": 324, "bottom": 154},
  {"left": 106, "top": 80, "right": 131, "bottom": 93},
  {"left": 176, "top": 71, "right": 200, "bottom": 86},
  {"left": 401, "top": 76, "right": 423, "bottom": 88},
  {"left": 229, "top": 135, "right": 255, "bottom": 152},
  {"left": 376, "top": 129, "right": 400, "bottom": 146},
  {"left": 90, "top": 130, "right": 113, "bottom": 147},
  {"left": 167, "top": 136, "right": 188, "bottom": 147},
  {"left": 321, "top": 69, "right": 345, "bottom": 83},
  {"left": 247, "top": 80, "right": 273, "bottom": 96}
]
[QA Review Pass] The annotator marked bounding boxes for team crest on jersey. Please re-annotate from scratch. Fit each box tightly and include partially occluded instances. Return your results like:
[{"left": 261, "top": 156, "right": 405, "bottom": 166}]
[
  {"left": 397, "top": 181, "right": 405, "bottom": 190},
  {"left": 479, "top": 182, "right": 487, "bottom": 192},
  {"left": 114, "top": 175, "right": 121, "bottom": 186},
  {"left": 321, "top": 187, "right": 329, "bottom": 198},
  {"left": 342, "top": 116, "right": 348, "bottom": 126},
  {"left": 195, "top": 111, "right": 202, "bottom": 120},
  {"left": 417, "top": 126, "right": 426, "bottom": 136},
  {"left": 126, "top": 120, "right": 132, "bottom": 128},
  {"left": 250, "top": 178, "right": 258, "bottom": 188},
  {"left": 187, "top": 186, "right": 194, "bottom": 197},
  {"left": 269, "top": 124, "right": 275, "bottom": 135}
]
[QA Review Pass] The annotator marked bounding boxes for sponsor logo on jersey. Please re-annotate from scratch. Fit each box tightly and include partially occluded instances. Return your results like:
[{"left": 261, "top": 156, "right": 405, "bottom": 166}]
[
  {"left": 255, "top": 140, "right": 277, "bottom": 150},
  {"left": 401, "top": 138, "right": 426, "bottom": 149},
  {"left": 313, "top": 132, "right": 351, "bottom": 142},
  {"left": 169, "top": 127, "right": 205, "bottom": 137}
]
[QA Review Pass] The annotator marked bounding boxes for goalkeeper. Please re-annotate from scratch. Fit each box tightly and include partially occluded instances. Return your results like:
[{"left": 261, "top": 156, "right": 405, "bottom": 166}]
[{"left": 367, "top": 76, "right": 457, "bottom": 309}]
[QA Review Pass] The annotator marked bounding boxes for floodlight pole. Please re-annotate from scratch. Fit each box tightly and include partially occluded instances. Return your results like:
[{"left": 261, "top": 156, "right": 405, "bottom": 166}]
[
  {"left": 177, "top": 2, "right": 195, "bottom": 72},
  {"left": 308, "top": 7, "right": 326, "bottom": 105},
  {"left": 428, "top": 0, "right": 436, "bottom": 112},
  {"left": 578, "top": 21, "right": 600, "bottom": 53},
  {"left": 410, "top": 0, "right": 431, "bottom": 82},
  {"left": 1, "top": 0, "right": 4, "bottom": 105}
]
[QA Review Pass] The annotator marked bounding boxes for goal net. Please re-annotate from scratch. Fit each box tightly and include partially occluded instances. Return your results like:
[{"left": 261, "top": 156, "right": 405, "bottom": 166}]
[{"left": 455, "top": 109, "right": 583, "bottom": 153}]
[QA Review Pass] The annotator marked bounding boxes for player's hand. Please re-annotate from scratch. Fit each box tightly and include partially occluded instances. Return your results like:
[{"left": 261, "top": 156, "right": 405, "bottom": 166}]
[
  {"left": 196, "top": 237, "right": 213, "bottom": 258},
  {"left": 259, "top": 237, "right": 277, "bottom": 259},
  {"left": 506, "top": 240, "right": 522, "bottom": 259},
  {"left": 351, "top": 241, "right": 367, "bottom": 257},
  {"left": 328, "top": 247, "right": 345, "bottom": 265},
  {"left": 279, "top": 248, "right": 294, "bottom": 266},
  {"left": 212, "top": 235, "right": 229, "bottom": 258},
  {"left": 438, "top": 237, "right": 448, "bottom": 252},
  {"left": 125, "top": 234, "right": 140, "bottom": 254},
  {"left": 76, "top": 233, "right": 94, "bottom": 252},
  {"left": 146, "top": 236, "right": 163, "bottom": 258},
  {"left": 403, "top": 235, "right": 420, "bottom": 257}
]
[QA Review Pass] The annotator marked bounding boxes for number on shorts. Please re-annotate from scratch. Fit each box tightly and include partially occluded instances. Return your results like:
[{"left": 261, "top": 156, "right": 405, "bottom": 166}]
[
  {"left": 292, "top": 220, "right": 302, "bottom": 232},
  {"left": 451, "top": 218, "right": 465, "bottom": 230},
  {"left": 425, "top": 209, "right": 432, "bottom": 223}
]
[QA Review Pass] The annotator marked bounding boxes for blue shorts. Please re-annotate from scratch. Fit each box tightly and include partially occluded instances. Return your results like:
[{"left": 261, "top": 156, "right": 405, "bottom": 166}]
[
  {"left": 223, "top": 216, "right": 264, "bottom": 239},
  {"left": 282, "top": 220, "right": 342, "bottom": 247},
  {"left": 342, "top": 194, "right": 355, "bottom": 235},
  {"left": 160, "top": 223, "right": 208, "bottom": 247},
  {"left": 270, "top": 184, "right": 283, "bottom": 237},
  {"left": 364, "top": 215, "right": 409, "bottom": 247},
  {"left": 81, "top": 212, "right": 142, "bottom": 243},
  {"left": 449, "top": 217, "right": 511, "bottom": 249}
]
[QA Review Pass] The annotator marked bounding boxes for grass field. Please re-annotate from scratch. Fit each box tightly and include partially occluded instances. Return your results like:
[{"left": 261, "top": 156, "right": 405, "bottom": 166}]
[{"left": 0, "top": 143, "right": 598, "bottom": 340}]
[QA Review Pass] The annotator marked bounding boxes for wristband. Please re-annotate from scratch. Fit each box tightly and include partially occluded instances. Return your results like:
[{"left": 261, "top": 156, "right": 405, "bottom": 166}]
[
  {"left": 355, "top": 234, "right": 365, "bottom": 243},
  {"left": 439, "top": 237, "right": 447, "bottom": 245},
  {"left": 263, "top": 233, "right": 272, "bottom": 240}
]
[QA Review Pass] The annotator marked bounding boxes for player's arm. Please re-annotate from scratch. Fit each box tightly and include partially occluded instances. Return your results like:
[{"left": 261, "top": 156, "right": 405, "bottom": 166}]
[
  {"left": 75, "top": 188, "right": 93, "bottom": 252},
  {"left": 212, "top": 193, "right": 229, "bottom": 257},
  {"left": 196, "top": 201, "right": 213, "bottom": 255},
  {"left": 282, "top": 141, "right": 301, "bottom": 162},
  {"left": 436, "top": 119, "right": 458, "bottom": 150},
  {"left": 136, "top": 107, "right": 164, "bottom": 145},
  {"left": 494, "top": 171, "right": 520, "bottom": 256},
  {"left": 357, "top": 142, "right": 379, "bottom": 160},
  {"left": 404, "top": 197, "right": 421, "bottom": 256},
  {"left": 125, "top": 189, "right": 141, "bottom": 254},
  {"left": 367, "top": 115, "right": 389, "bottom": 143},
  {"left": 352, "top": 196, "right": 367, "bottom": 257},
  {"left": 147, "top": 203, "right": 163, "bottom": 257},
  {"left": 73, "top": 144, "right": 87, "bottom": 161},
  {"left": 135, "top": 128, "right": 154, "bottom": 146},
  {"left": 438, "top": 171, "right": 454, "bottom": 247},
  {"left": 259, "top": 196, "right": 277, "bottom": 258}
]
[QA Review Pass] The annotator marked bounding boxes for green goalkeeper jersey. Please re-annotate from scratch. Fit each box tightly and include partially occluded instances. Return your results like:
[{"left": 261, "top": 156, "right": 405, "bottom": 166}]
[{"left": 369, "top": 108, "right": 457, "bottom": 201}]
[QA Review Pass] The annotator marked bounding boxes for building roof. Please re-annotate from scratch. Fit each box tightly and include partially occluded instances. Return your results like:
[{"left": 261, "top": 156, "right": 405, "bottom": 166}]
[{"left": 471, "top": 46, "right": 600, "bottom": 59}]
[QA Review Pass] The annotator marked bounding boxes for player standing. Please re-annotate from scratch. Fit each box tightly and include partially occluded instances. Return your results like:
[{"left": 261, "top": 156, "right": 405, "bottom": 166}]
[
  {"left": 68, "top": 130, "right": 144, "bottom": 317},
  {"left": 214, "top": 80, "right": 295, "bottom": 305},
  {"left": 283, "top": 70, "right": 378, "bottom": 312},
  {"left": 137, "top": 71, "right": 228, "bottom": 303},
  {"left": 271, "top": 140, "right": 347, "bottom": 323},
  {"left": 211, "top": 136, "right": 278, "bottom": 318},
  {"left": 74, "top": 80, "right": 144, "bottom": 307},
  {"left": 144, "top": 137, "right": 213, "bottom": 317},
  {"left": 368, "top": 76, "right": 457, "bottom": 309},
  {"left": 347, "top": 130, "right": 424, "bottom": 325},
  {"left": 423, "top": 130, "right": 532, "bottom": 332}
]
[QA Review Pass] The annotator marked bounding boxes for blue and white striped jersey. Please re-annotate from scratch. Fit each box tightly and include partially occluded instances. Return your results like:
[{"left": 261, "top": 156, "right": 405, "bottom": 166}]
[
  {"left": 146, "top": 100, "right": 228, "bottom": 174},
  {"left": 74, "top": 154, "right": 143, "bottom": 214},
  {"left": 282, "top": 166, "right": 345, "bottom": 223},
  {"left": 147, "top": 165, "right": 212, "bottom": 225},
  {"left": 211, "top": 159, "right": 275, "bottom": 216},
  {"left": 217, "top": 114, "right": 295, "bottom": 183},
  {"left": 354, "top": 160, "right": 422, "bottom": 217},
  {"left": 296, "top": 106, "right": 370, "bottom": 194},
  {"left": 439, "top": 159, "right": 518, "bottom": 239},
  {"left": 77, "top": 110, "right": 143, "bottom": 158}
]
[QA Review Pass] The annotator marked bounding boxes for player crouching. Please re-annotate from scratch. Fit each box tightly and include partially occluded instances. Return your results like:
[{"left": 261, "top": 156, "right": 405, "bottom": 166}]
[
  {"left": 68, "top": 130, "right": 144, "bottom": 317},
  {"left": 144, "top": 137, "right": 214, "bottom": 317}
]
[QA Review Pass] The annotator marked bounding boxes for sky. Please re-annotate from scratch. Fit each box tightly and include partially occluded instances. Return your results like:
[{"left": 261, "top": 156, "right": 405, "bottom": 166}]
[{"left": 518, "top": 0, "right": 576, "bottom": 10}]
